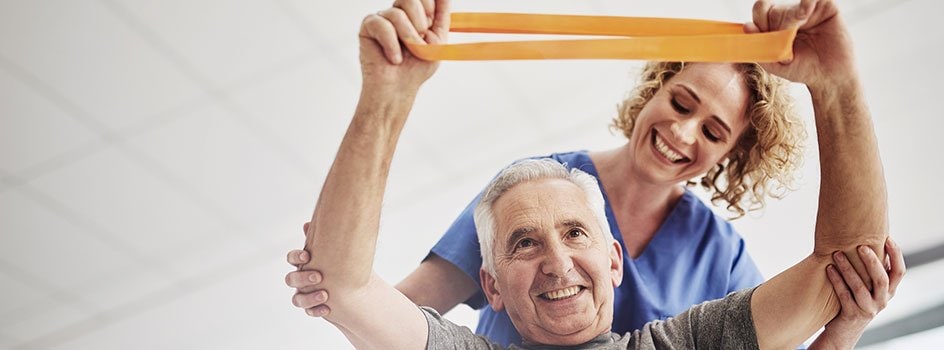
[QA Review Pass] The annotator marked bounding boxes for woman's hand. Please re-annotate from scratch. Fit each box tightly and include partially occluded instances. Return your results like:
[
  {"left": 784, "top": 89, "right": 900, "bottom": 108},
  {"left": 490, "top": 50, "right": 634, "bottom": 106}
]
[
  {"left": 285, "top": 222, "right": 331, "bottom": 317},
  {"left": 809, "top": 237, "right": 906, "bottom": 349}
]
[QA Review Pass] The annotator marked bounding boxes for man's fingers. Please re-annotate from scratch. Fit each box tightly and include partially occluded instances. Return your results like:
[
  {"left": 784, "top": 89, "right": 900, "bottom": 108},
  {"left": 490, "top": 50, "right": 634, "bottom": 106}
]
[
  {"left": 378, "top": 7, "right": 424, "bottom": 44},
  {"left": 752, "top": 0, "right": 773, "bottom": 32},
  {"left": 429, "top": 0, "right": 451, "bottom": 43},
  {"left": 293, "top": 290, "right": 330, "bottom": 309},
  {"left": 394, "top": 0, "right": 430, "bottom": 40},
  {"left": 287, "top": 249, "right": 310, "bottom": 265},
  {"left": 361, "top": 13, "right": 403, "bottom": 64},
  {"left": 285, "top": 270, "right": 323, "bottom": 288}
]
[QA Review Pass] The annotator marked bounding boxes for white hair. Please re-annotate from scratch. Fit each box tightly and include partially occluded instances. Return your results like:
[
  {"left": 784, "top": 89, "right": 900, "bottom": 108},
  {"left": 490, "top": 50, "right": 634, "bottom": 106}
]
[{"left": 473, "top": 158, "right": 613, "bottom": 277}]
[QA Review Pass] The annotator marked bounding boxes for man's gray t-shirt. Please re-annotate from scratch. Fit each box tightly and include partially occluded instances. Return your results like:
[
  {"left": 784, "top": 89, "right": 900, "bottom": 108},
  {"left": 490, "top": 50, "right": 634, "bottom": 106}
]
[{"left": 422, "top": 287, "right": 758, "bottom": 350}]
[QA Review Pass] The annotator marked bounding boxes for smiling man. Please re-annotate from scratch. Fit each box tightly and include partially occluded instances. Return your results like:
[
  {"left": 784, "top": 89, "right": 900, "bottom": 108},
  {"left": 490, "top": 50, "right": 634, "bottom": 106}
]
[{"left": 291, "top": 0, "right": 897, "bottom": 349}]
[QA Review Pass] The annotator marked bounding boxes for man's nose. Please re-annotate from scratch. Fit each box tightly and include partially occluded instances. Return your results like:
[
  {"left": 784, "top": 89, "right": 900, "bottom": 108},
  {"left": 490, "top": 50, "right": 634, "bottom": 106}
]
[
  {"left": 540, "top": 244, "right": 574, "bottom": 277},
  {"left": 671, "top": 119, "right": 698, "bottom": 145}
]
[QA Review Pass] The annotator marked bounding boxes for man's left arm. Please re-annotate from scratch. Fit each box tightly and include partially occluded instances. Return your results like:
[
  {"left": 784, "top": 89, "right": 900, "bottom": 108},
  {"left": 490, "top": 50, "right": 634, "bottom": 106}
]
[{"left": 744, "top": 0, "right": 891, "bottom": 348}]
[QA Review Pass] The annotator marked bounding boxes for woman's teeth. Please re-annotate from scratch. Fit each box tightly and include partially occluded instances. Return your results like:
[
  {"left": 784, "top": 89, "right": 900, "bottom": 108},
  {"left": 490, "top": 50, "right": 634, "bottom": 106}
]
[{"left": 654, "top": 133, "right": 685, "bottom": 162}]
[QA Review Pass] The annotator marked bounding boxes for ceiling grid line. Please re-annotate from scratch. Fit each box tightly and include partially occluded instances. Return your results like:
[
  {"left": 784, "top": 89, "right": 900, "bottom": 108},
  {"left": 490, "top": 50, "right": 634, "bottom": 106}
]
[
  {"left": 0, "top": 51, "right": 250, "bottom": 256},
  {"left": 98, "top": 0, "right": 319, "bottom": 179},
  {"left": 0, "top": 169, "right": 178, "bottom": 279},
  {"left": 9, "top": 235, "right": 299, "bottom": 349},
  {"left": 273, "top": 0, "right": 358, "bottom": 85}
]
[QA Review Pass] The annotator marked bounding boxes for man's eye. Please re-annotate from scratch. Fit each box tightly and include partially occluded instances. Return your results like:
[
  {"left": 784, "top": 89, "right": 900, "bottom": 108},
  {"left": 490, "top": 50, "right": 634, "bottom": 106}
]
[
  {"left": 702, "top": 125, "right": 721, "bottom": 142},
  {"left": 516, "top": 239, "right": 536, "bottom": 249},
  {"left": 567, "top": 229, "right": 586, "bottom": 238},
  {"left": 671, "top": 97, "right": 690, "bottom": 114}
]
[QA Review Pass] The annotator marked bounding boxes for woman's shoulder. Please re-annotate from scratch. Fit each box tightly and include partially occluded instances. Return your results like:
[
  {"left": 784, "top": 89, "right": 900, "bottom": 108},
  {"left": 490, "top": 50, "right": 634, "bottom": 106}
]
[{"left": 669, "top": 190, "right": 742, "bottom": 239}]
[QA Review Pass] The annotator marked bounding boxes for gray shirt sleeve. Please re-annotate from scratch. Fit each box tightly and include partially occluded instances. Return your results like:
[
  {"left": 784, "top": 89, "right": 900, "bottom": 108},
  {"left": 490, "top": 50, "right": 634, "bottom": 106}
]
[
  {"left": 625, "top": 287, "right": 759, "bottom": 350},
  {"left": 422, "top": 306, "right": 504, "bottom": 350}
]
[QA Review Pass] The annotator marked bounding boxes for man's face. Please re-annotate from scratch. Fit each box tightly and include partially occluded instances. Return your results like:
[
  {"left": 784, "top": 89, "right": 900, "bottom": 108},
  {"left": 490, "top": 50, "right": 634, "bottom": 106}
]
[{"left": 480, "top": 178, "right": 623, "bottom": 346}]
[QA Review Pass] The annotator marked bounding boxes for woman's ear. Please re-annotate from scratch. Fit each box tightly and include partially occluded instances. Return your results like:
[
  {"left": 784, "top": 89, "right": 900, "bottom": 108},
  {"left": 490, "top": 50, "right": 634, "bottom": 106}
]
[{"left": 480, "top": 268, "right": 505, "bottom": 312}]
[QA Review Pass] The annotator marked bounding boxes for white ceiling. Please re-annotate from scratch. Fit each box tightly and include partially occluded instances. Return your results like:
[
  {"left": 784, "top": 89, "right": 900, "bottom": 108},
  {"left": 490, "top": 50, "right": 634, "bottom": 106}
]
[{"left": 1, "top": 0, "right": 942, "bottom": 349}]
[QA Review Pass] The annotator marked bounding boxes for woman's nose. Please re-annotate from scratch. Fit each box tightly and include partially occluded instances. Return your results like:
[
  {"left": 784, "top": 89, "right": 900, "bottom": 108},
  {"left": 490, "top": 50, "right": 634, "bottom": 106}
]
[{"left": 671, "top": 120, "right": 697, "bottom": 145}]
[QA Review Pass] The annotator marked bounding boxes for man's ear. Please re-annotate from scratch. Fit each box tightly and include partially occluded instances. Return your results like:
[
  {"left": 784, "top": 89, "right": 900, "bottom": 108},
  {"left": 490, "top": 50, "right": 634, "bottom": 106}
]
[
  {"left": 479, "top": 268, "right": 505, "bottom": 312},
  {"left": 610, "top": 240, "right": 624, "bottom": 287}
]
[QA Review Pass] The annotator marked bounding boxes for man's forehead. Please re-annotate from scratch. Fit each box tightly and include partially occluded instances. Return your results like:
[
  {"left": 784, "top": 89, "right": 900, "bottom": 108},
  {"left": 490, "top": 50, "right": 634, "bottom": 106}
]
[{"left": 492, "top": 179, "right": 595, "bottom": 236}]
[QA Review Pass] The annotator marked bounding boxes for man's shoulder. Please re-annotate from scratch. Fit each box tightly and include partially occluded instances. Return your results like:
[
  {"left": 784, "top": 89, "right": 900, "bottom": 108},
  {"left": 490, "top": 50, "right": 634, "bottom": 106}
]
[{"left": 421, "top": 307, "right": 503, "bottom": 350}]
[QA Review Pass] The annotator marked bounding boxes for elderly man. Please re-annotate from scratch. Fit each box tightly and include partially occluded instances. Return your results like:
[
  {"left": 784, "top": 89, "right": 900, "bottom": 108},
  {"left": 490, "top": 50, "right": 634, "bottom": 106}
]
[{"left": 289, "top": 0, "right": 901, "bottom": 348}]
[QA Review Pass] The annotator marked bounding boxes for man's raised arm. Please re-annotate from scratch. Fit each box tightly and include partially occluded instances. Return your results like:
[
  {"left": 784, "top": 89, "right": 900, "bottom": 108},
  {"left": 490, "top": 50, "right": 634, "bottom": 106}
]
[
  {"left": 746, "top": 0, "right": 889, "bottom": 348},
  {"left": 293, "top": 1, "right": 451, "bottom": 349}
]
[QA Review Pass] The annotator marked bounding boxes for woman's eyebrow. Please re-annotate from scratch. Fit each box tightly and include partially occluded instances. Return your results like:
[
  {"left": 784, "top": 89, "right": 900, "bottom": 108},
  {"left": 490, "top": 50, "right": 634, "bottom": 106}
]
[{"left": 678, "top": 84, "right": 701, "bottom": 104}]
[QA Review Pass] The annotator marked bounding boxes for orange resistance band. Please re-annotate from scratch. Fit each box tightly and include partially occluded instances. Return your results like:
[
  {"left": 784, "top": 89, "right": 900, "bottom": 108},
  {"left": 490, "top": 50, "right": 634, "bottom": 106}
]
[{"left": 405, "top": 13, "right": 798, "bottom": 62}]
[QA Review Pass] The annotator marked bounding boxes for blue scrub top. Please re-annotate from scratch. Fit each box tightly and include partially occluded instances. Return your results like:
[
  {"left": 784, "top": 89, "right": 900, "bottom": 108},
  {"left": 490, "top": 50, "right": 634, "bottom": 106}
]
[{"left": 429, "top": 151, "right": 764, "bottom": 346}]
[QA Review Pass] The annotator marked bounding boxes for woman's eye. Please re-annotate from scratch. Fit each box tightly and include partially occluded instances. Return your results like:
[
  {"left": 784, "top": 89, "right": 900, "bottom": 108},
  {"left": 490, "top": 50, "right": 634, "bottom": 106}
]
[
  {"left": 671, "top": 97, "right": 690, "bottom": 114},
  {"left": 702, "top": 125, "right": 721, "bottom": 142}
]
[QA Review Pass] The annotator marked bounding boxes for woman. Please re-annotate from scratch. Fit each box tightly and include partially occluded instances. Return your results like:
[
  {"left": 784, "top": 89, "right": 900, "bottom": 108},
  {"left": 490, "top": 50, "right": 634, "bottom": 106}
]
[{"left": 286, "top": 0, "right": 893, "bottom": 347}]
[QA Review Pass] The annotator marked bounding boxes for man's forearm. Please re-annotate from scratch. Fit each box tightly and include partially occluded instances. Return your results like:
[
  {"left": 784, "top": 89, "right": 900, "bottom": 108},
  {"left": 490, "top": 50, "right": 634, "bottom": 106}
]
[
  {"left": 810, "top": 76, "right": 888, "bottom": 254},
  {"left": 303, "top": 89, "right": 417, "bottom": 293},
  {"left": 753, "top": 74, "right": 887, "bottom": 349}
]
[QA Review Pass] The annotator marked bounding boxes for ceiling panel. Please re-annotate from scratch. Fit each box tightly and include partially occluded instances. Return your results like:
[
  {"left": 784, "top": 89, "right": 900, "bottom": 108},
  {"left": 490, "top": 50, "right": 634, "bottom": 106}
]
[
  {"left": 112, "top": 0, "right": 313, "bottom": 88},
  {"left": 0, "top": 0, "right": 206, "bottom": 132},
  {"left": 0, "top": 189, "right": 141, "bottom": 310},
  {"left": 0, "top": 270, "right": 49, "bottom": 317},
  {"left": 126, "top": 104, "right": 314, "bottom": 237},
  {"left": 225, "top": 57, "right": 358, "bottom": 178},
  {"left": 0, "top": 293, "right": 91, "bottom": 347},
  {"left": 0, "top": 68, "right": 99, "bottom": 174},
  {"left": 43, "top": 255, "right": 318, "bottom": 350},
  {"left": 22, "top": 147, "right": 220, "bottom": 277}
]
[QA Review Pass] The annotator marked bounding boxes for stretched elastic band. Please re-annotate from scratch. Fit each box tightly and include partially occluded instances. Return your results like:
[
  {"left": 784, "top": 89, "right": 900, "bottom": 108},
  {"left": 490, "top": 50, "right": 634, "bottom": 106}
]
[{"left": 406, "top": 13, "right": 797, "bottom": 62}]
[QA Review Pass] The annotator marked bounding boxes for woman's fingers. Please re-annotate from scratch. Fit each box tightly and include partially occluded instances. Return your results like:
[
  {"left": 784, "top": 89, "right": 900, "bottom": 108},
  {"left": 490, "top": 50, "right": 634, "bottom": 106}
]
[
  {"left": 287, "top": 249, "right": 310, "bottom": 266},
  {"left": 886, "top": 237, "right": 907, "bottom": 296},
  {"left": 826, "top": 264, "right": 856, "bottom": 315},
  {"left": 833, "top": 251, "right": 876, "bottom": 315},
  {"left": 858, "top": 246, "right": 889, "bottom": 308},
  {"left": 285, "top": 269, "right": 323, "bottom": 288}
]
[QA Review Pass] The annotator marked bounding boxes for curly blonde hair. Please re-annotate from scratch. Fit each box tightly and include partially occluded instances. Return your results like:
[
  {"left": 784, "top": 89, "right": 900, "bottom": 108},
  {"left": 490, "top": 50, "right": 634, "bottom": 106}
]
[{"left": 612, "top": 62, "right": 806, "bottom": 218}]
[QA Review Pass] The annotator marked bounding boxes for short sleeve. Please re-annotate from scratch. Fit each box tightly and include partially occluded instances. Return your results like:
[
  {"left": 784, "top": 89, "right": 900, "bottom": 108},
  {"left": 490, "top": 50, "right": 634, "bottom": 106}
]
[
  {"left": 428, "top": 192, "right": 489, "bottom": 309},
  {"left": 627, "top": 287, "right": 759, "bottom": 349},
  {"left": 727, "top": 234, "right": 765, "bottom": 293},
  {"left": 421, "top": 307, "right": 502, "bottom": 350}
]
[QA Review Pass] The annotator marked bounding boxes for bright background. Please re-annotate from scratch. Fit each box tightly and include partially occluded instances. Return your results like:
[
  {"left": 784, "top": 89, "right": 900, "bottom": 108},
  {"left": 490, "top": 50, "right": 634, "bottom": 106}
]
[{"left": 1, "top": 0, "right": 942, "bottom": 349}]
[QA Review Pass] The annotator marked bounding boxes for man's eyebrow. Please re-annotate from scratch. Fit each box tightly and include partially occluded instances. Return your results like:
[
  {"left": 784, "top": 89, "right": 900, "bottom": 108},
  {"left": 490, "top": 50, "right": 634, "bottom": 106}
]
[
  {"left": 557, "top": 219, "right": 586, "bottom": 231},
  {"left": 506, "top": 226, "right": 536, "bottom": 248}
]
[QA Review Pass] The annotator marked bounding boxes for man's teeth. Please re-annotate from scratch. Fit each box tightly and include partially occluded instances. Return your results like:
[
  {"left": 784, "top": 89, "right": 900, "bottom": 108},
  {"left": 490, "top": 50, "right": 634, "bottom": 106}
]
[
  {"left": 654, "top": 134, "right": 684, "bottom": 162},
  {"left": 543, "top": 286, "right": 581, "bottom": 300}
]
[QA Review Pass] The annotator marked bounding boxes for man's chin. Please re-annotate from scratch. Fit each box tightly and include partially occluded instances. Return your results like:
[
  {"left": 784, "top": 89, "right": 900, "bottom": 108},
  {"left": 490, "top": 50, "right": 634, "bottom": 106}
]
[{"left": 526, "top": 317, "right": 604, "bottom": 346}]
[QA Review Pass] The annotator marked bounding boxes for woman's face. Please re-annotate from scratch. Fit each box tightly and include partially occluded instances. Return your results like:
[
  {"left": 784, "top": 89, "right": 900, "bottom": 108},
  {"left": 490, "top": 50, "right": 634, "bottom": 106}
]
[{"left": 629, "top": 63, "right": 751, "bottom": 185}]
